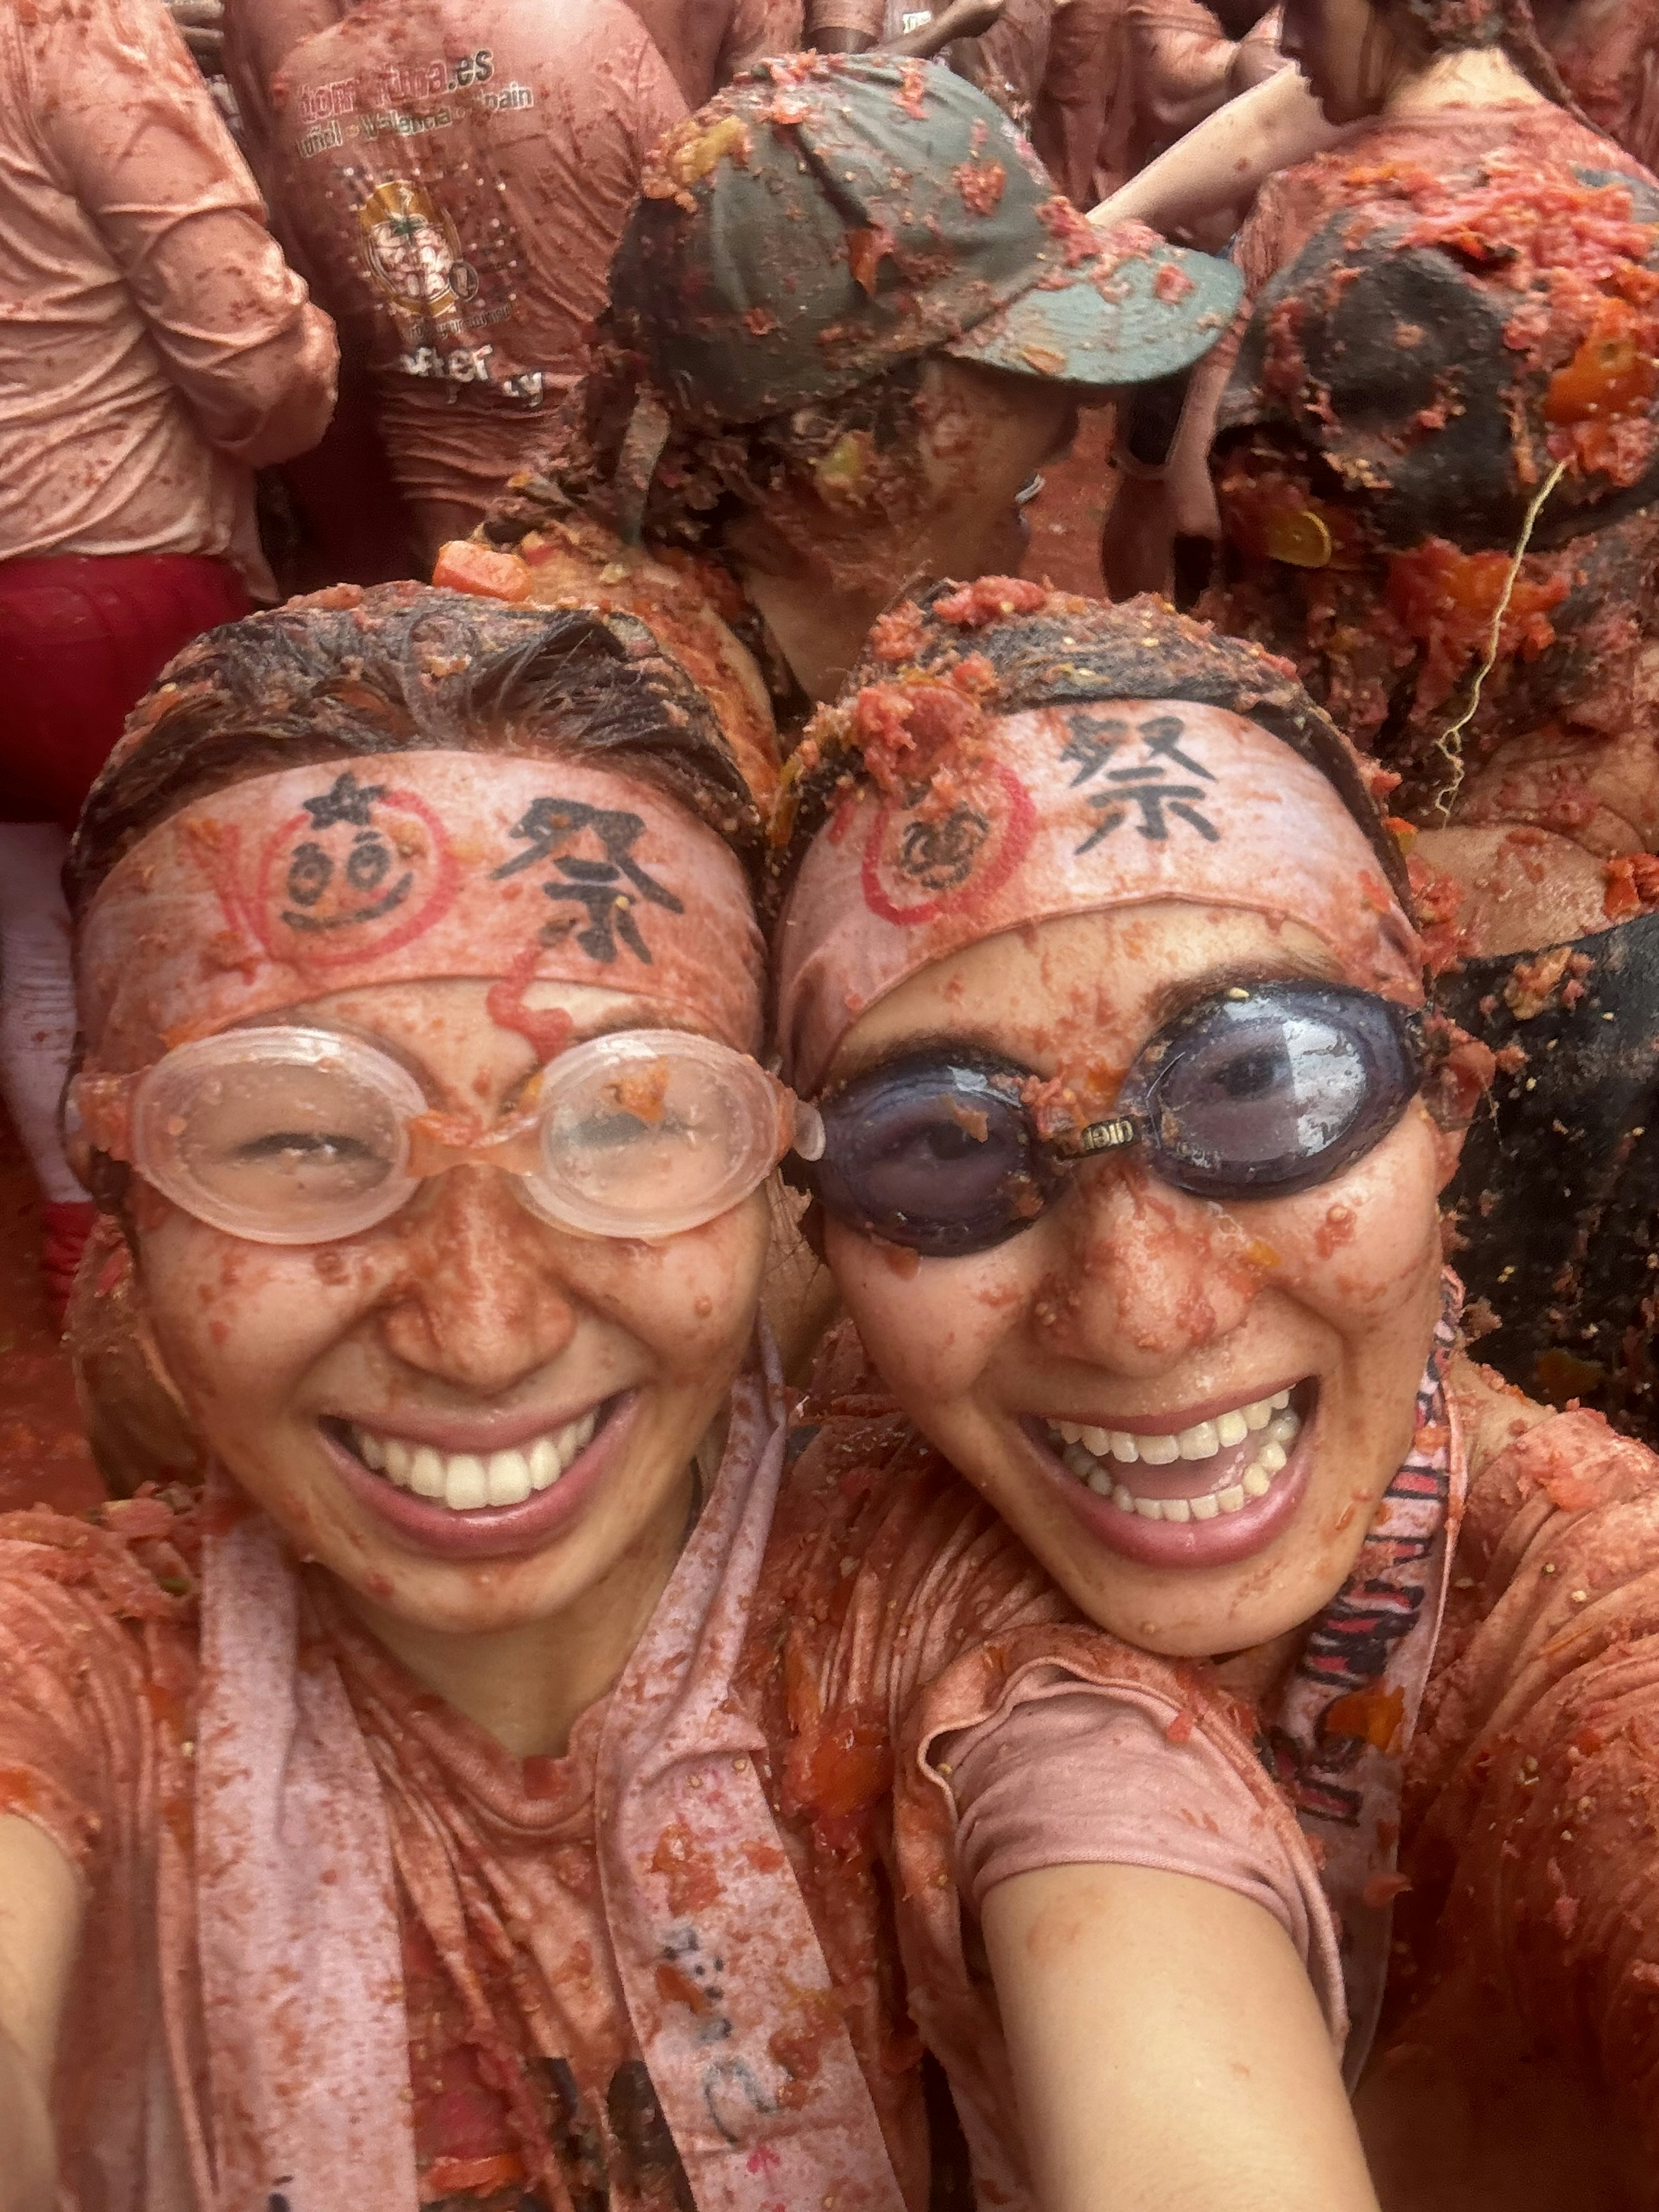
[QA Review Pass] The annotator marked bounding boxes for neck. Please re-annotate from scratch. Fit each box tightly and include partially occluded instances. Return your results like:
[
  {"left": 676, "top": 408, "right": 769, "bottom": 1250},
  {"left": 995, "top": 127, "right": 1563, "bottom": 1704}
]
[
  {"left": 723, "top": 512, "right": 920, "bottom": 706},
  {"left": 333, "top": 1461, "right": 699, "bottom": 1758},
  {"left": 1386, "top": 43, "right": 1547, "bottom": 115}
]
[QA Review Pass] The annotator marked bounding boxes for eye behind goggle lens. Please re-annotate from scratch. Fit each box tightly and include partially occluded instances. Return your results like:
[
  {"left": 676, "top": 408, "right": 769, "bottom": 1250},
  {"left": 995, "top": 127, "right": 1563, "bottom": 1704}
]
[
  {"left": 519, "top": 1029, "right": 782, "bottom": 1239},
  {"left": 810, "top": 1052, "right": 1055, "bottom": 1257},
  {"left": 1138, "top": 988, "right": 1421, "bottom": 1198},
  {"left": 130, "top": 1028, "right": 425, "bottom": 1244}
]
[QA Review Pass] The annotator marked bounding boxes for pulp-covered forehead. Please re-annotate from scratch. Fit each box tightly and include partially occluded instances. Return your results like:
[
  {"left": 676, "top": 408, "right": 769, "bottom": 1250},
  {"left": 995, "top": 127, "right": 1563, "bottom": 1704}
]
[
  {"left": 79, "top": 750, "right": 767, "bottom": 1071},
  {"left": 774, "top": 699, "right": 1423, "bottom": 1092}
]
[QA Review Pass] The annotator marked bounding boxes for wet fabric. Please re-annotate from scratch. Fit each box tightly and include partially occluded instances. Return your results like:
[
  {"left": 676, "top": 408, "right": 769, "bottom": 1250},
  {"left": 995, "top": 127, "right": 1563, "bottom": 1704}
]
[
  {"left": 0, "top": 0, "right": 337, "bottom": 601},
  {"left": 220, "top": 0, "right": 350, "bottom": 198},
  {"left": 774, "top": 697, "right": 1421, "bottom": 1094},
  {"left": 626, "top": 0, "right": 806, "bottom": 105},
  {"left": 617, "top": 54, "right": 1240, "bottom": 429},
  {"left": 268, "top": 0, "right": 686, "bottom": 555},
  {"left": 1031, "top": 0, "right": 1134, "bottom": 205},
  {"left": 1198, "top": 105, "right": 1659, "bottom": 797},
  {"left": 1438, "top": 909, "right": 1659, "bottom": 1443},
  {"left": 76, "top": 750, "right": 768, "bottom": 1070},
  {"left": 1363, "top": 1388, "right": 1659, "bottom": 2196},
  {"left": 0, "top": 554, "right": 251, "bottom": 829},
  {"left": 1125, "top": 2, "right": 1286, "bottom": 171},
  {"left": 0, "top": 1331, "right": 1341, "bottom": 2210}
]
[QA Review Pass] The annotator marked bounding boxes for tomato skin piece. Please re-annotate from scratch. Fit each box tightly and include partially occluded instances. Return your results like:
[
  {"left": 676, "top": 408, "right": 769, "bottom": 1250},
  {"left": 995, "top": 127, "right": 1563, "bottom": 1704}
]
[{"left": 432, "top": 540, "right": 533, "bottom": 603}]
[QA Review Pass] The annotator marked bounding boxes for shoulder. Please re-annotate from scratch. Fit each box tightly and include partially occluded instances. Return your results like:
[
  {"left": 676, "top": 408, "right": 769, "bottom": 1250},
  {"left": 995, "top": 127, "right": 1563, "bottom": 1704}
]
[
  {"left": 0, "top": 1489, "right": 202, "bottom": 1634},
  {"left": 1452, "top": 1353, "right": 1659, "bottom": 1552}
]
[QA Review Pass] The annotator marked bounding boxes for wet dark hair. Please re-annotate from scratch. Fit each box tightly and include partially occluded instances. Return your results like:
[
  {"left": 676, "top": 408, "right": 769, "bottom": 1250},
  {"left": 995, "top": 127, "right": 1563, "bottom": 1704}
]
[
  {"left": 69, "top": 582, "right": 768, "bottom": 917},
  {"left": 482, "top": 326, "right": 934, "bottom": 563},
  {"left": 776, "top": 586, "right": 1413, "bottom": 906}
]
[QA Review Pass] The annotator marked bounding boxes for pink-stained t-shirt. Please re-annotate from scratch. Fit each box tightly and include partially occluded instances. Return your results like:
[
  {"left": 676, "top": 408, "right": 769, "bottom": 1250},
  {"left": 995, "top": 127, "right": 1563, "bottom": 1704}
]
[
  {"left": 945, "top": 1685, "right": 1340, "bottom": 1970},
  {"left": 1033, "top": 0, "right": 1133, "bottom": 205},
  {"left": 220, "top": 0, "right": 353, "bottom": 198},
  {"left": 0, "top": 1328, "right": 1335, "bottom": 2211},
  {"left": 624, "top": 0, "right": 807, "bottom": 107},
  {"left": 1125, "top": 1, "right": 1287, "bottom": 170},
  {"left": 803, "top": 1, "right": 1056, "bottom": 123},
  {"left": 0, "top": 0, "right": 338, "bottom": 599},
  {"left": 269, "top": 0, "right": 687, "bottom": 557}
]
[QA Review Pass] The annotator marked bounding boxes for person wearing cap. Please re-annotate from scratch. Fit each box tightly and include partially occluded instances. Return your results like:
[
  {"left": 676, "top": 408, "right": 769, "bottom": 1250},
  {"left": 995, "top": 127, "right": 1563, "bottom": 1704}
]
[
  {"left": 1103, "top": 0, "right": 1659, "bottom": 1443},
  {"left": 263, "top": 0, "right": 689, "bottom": 566},
  {"left": 461, "top": 53, "right": 1239, "bottom": 741}
]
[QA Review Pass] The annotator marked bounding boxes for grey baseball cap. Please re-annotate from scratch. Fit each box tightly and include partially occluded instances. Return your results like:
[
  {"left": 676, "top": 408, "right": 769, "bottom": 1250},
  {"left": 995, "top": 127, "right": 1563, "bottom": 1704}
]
[{"left": 612, "top": 53, "right": 1243, "bottom": 427}]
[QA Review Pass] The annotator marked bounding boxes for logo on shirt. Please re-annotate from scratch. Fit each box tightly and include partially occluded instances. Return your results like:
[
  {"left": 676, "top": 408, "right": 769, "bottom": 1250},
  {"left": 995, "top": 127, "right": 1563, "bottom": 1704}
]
[{"left": 357, "top": 178, "right": 478, "bottom": 318}]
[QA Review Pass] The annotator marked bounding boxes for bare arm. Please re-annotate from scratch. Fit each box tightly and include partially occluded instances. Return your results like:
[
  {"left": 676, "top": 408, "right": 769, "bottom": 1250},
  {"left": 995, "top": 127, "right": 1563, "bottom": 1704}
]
[
  {"left": 1090, "top": 66, "right": 1336, "bottom": 237},
  {"left": 809, "top": 0, "right": 1006, "bottom": 56},
  {"left": 0, "top": 1816, "right": 83, "bottom": 2212},
  {"left": 984, "top": 1862, "right": 1380, "bottom": 2212}
]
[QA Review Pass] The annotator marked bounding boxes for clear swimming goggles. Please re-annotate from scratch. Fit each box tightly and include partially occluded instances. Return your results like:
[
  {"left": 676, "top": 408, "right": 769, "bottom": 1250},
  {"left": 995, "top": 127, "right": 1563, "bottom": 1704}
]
[{"left": 75, "top": 1026, "right": 825, "bottom": 1247}]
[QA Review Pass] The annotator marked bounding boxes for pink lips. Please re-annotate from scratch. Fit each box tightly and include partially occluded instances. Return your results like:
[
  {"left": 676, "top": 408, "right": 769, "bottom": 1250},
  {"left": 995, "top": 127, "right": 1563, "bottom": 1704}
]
[
  {"left": 321, "top": 1392, "right": 639, "bottom": 1562},
  {"left": 1026, "top": 1407, "right": 1314, "bottom": 1570}
]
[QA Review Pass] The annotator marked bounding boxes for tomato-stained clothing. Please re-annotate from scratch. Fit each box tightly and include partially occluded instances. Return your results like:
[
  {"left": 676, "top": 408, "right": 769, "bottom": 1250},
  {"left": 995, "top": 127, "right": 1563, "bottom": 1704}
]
[
  {"left": 269, "top": 0, "right": 685, "bottom": 558},
  {"left": 0, "top": 0, "right": 336, "bottom": 599},
  {"left": 228, "top": 0, "right": 801, "bottom": 191},
  {"left": 0, "top": 1334, "right": 1336, "bottom": 2211},
  {"left": 624, "top": 0, "right": 806, "bottom": 107},
  {"left": 1125, "top": 1, "right": 1286, "bottom": 171}
]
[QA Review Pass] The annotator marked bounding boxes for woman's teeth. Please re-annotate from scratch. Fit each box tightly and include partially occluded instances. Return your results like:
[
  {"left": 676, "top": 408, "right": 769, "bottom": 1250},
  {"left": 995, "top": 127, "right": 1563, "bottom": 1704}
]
[
  {"left": 346, "top": 1412, "right": 598, "bottom": 1512},
  {"left": 1046, "top": 1391, "right": 1300, "bottom": 1522}
]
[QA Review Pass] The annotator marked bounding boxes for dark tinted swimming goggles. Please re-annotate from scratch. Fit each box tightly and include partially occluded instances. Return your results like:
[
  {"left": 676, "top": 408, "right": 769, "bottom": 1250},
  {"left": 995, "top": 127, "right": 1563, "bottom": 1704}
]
[{"left": 804, "top": 983, "right": 1425, "bottom": 1258}]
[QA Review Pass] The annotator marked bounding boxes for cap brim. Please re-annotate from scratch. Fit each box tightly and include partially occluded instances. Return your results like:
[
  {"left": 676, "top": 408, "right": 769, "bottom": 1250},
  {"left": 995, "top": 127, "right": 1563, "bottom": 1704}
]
[{"left": 944, "top": 233, "right": 1243, "bottom": 391}]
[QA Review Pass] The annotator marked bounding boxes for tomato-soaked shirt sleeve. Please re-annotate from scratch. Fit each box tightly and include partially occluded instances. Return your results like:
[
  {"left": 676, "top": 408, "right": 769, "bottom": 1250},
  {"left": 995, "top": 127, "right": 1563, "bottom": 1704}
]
[
  {"left": 1377, "top": 1390, "right": 1659, "bottom": 2184},
  {"left": 0, "top": 1517, "right": 181, "bottom": 1875},
  {"left": 754, "top": 1324, "right": 1340, "bottom": 2209},
  {"left": 944, "top": 1681, "right": 1343, "bottom": 1990},
  {"left": 36, "top": 0, "right": 336, "bottom": 469}
]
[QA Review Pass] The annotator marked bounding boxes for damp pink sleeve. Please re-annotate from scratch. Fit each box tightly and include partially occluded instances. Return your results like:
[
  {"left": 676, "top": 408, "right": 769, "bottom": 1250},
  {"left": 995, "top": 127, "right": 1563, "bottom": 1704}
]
[
  {"left": 943, "top": 1684, "right": 1327, "bottom": 1958},
  {"left": 806, "top": 0, "right": 888, "bottom": 37},
  {"left": 37, "top": 0, "right": 337, "bottom": 467}
]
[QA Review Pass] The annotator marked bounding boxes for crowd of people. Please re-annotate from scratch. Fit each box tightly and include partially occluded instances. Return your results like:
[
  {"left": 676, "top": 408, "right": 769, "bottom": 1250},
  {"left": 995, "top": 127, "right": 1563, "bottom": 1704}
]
[{"left": 4, "top": 1, "right": 1659, "bottom": 2207}]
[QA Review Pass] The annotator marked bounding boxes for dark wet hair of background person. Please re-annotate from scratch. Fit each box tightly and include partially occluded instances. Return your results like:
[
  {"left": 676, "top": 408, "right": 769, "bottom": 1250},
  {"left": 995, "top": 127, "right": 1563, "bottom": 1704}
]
[
  {"left": 774, "top": 584, "right": 1413, "bottom": 908},
  {"left": 68, "top": 582, "right": 770, "bottom": 919}
]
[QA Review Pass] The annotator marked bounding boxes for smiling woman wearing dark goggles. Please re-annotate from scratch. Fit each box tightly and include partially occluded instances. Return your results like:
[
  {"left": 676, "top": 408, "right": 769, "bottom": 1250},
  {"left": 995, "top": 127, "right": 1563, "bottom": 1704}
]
[{"left": 805, "top": 982, "right": 1424, "bottom": 1257}]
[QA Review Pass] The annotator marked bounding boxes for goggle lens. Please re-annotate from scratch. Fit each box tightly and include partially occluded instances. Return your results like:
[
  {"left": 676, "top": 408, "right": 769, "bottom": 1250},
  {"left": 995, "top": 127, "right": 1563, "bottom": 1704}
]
[
  {"left": 807, "top": 986, "right": 1421, "bottom": 1257},
  {"left": 132, "top": 1030, "right": 424, "bottom": 1246},
  {"left": 521, "top": 1032, "right": 786, "bottom": 1240},
  {"left": 1136, "top": 990, "right": 1417, "bottom": 1198},
  {"left": 811, "top": 1055, "right": 1056, "bottom": 1257}
]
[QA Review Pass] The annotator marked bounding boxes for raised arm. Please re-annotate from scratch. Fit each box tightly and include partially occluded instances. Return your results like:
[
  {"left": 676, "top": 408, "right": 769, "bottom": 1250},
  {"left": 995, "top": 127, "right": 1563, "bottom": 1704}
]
[
  {"left": 39, "top": 0, "right": 337, "bottom": 467},
  {"left": 985, "top": 1862, "right": 1382, "bottom": 2212},
  {"left": 1089, "top": 65, "right": 1336, "bottom": 236},
  {"left": 0, "top": 1817, "right": 82, "bottom": 2212}
]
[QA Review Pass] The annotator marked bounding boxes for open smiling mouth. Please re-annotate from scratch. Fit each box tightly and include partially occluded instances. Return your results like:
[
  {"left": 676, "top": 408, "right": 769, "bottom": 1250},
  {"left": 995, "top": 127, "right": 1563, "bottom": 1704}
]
[
  {"left": 1042, "top": 1389, "right": 1305, "bottom": 1522},
  {"left": 1022, "top": 1380, "right": 1319, "bottom": 1568},
  {"left": 324, "top": 1398, "right": 619, "bottom": 1515}
]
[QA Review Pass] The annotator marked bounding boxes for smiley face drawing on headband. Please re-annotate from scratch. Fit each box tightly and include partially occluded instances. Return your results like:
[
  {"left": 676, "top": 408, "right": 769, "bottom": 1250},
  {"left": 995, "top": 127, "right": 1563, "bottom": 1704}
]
[{"left": 773, "top": 584, "right": 1659, "bottom": 2205}]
